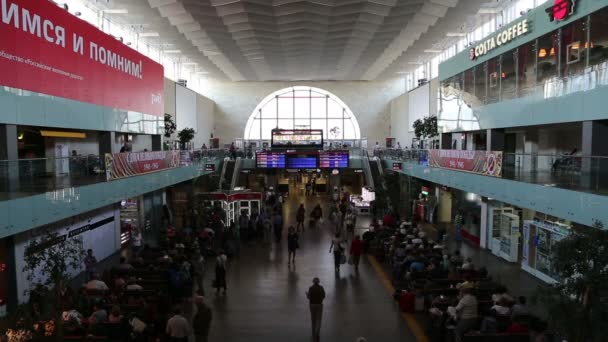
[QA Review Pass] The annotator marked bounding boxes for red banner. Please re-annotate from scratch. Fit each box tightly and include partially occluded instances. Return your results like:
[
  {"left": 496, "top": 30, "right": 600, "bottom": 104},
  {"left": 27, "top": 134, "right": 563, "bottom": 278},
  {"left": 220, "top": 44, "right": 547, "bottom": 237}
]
[
  {"left": 105, "top": 151, "right": 179, "bottom": 180},
  {"left": 0, "top": 0, "right": 164, "bottom": 116},
  {"left": 428, "top": 150, "right": 503, "bottom": 177}
]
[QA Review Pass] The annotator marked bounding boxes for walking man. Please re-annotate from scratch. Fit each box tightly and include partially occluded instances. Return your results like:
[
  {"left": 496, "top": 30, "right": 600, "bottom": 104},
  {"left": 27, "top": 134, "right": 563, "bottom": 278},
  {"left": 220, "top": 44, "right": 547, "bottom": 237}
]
[
  {"left": 296, "top": 204, "right": 306, "bottom": 232},
  {"left": 306, "top": 277, "right": 326, "bottom": 342}
]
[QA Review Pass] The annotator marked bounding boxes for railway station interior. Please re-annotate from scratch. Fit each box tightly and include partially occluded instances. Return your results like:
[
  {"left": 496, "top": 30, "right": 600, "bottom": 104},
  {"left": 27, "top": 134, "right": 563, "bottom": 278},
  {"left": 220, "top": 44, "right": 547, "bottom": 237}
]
[{"left": 1, "top": 0, "right": 608, "bottom": 341}]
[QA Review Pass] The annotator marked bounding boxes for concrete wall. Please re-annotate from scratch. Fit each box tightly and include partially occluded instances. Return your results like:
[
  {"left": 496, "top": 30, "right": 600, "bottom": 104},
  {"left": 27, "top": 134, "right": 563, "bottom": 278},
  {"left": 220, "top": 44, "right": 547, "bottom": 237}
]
[
  {"left": 13, "top": 205, "right": 121, "bottom": 303},
  {"left": 389, "top": 93, "right": 414, "bottom": 147},
  {"left": 164, "top": 78, "right": 215, "bottom": 147},
  {"left": 199, "top": 78, "right": 404, "bottom": 144}
]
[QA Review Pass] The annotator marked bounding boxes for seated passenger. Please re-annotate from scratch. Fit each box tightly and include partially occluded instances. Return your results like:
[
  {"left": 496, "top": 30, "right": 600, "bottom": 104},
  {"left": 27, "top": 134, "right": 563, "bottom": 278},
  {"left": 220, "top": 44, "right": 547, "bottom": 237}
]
[
  {"left": 108, "top": 305, "right": 123, "bottom": 324},
  {"left": 126, "top": 277, "right": 143, "bottom": 291},
  {"left": 511, "top": 296, "right": 530, "bottom": 318},
  {"left": 115, "top": 257, "right": 134, "bottom": 271},
  {"left": 461, "top": 257, "right": 475, "bottom": 271},
  {"left": 86, "top": 275, "right": 109, "bottom": 291}
]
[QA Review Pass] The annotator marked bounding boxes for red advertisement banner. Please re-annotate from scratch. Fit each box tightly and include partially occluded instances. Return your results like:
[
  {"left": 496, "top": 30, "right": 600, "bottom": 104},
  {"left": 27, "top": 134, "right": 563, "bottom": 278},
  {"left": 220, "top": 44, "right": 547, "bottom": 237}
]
[
  {"left": 428, "top": 150, "right": 503, "bottom": 177},
  {"left": 0, "top": 0, "right": 164, "bottom": 116},
  {"left": 105, "top": 151, "right": 179, "bottom": 180}
]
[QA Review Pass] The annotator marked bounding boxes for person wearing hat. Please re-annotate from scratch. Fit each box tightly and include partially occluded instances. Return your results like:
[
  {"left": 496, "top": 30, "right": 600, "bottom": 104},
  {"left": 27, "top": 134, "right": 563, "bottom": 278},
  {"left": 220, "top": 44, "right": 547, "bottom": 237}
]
[{"left": 306, "top": 277, "right": 326, "bottom": 342}]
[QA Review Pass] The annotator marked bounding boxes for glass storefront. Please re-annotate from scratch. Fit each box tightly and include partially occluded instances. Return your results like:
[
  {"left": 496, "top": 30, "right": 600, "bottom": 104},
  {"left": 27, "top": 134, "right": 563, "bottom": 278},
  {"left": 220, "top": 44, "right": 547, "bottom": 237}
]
[{"left": 439, "top": 5, "right": 608, "bottom": 130}]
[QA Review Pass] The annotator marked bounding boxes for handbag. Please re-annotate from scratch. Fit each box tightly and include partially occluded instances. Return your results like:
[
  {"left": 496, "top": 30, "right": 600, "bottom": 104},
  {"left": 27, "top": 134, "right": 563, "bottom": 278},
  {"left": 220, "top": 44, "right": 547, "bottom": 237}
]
[{"left": 340, "top": 253, "right": 347, "bottom": 264}]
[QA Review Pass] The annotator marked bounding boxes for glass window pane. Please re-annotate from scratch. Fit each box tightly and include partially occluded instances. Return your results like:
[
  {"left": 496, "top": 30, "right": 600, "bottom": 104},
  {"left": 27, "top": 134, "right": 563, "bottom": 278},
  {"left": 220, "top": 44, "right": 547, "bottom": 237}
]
[
  {"left": 247, "top": 120, "right": 261, "bottom": 140},
  {"left": 537, "top": 31, "right": 559, "bottom": 83},
  {"left": 294, "top": 96, "right": 310, "bottom": 118},
  {"left": 277, "top": 119, "right": 293, "bottom": 130},
  {"left": 311, "top": 97, "right": 327, "bottom": 118},
  {"left": 590, "top": 9, "right": 608, "bottom": 69},
  {"left": 295, "top": 119, "right": 310, "bottom": 130},
  {"left": 311, "top": 119, "right": 327, "bottom": 139},
  {"left": 518, "top": 40, "right": 537, "bottom": 97},
  {"left": 344, "top": 120, "right": 356, "bottom": 139},
  {"left": 327, "top": 99, "right": 343, "bottom": 118},
  {"left": 277, "top": 97, "right": 293, "bottom": 119},
  {"left": 475, "top": 64, "right": 487, "bottom": 104},
  {"left": 501, "top": 50, "right": 517, "bottom": 100},
  {"left": 487, "top": 57, "right": 499, "bottom": 103},
  {"left": 561, "top": 18, "right": 588, "bottom": 77},
  {"left": 261, "top": 119, "right": 276, "bottom": 140},
  {"left": 261, "top": 99, "right": 277, "bottom": 118},
  {"left": 327, "top": 119, "right": 343, "bottom": 140}
]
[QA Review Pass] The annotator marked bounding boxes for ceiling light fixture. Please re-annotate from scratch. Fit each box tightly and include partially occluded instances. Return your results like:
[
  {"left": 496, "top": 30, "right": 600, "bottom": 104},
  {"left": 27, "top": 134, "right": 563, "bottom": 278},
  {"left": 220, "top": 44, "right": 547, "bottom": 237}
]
[
  {"left": 164, "top": 50, "right": 182, "bottom": 54},
  {"left": 196, "top": 71, "right": 210, "bottom": 74},
  {"left": 423, "top": 49, "right": 442, "bottom": 53},
  {"left": 407, "top": 62, "right": 423, "bottom": 65},
  {"left": 446, "top": 32, "right": 467, "bottom": 37},
  {"left": 139, "top": 32, "right": 160, "bottom": 37},
  {"left": 102, "top": 9, "right": 129, "bottom": 14}
]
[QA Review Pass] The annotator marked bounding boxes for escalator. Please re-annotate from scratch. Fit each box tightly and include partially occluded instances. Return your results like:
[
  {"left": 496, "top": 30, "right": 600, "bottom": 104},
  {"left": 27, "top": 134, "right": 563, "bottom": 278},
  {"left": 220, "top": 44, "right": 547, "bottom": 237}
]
[
  {"left": 370, "top": 158, "right": 385, "bottom": 191},
  {"left": 218, "top": 157, "right": 241, "bottom": 191}
]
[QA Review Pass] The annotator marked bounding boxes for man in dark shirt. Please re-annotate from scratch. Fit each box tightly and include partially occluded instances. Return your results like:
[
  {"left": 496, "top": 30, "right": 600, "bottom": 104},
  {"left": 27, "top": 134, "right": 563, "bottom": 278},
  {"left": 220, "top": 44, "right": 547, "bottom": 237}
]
[{"left": 306, "top": 277, "right": 326, "bottom": 342}]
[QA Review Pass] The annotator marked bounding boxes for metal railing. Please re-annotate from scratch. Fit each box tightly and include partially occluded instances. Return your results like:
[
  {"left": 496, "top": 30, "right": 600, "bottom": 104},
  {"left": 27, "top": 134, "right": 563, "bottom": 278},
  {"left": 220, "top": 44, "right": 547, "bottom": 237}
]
[
  {"left": 379, "top": 148, "right": 608, "bottom": 194},
  {"left": 0, "top": 149, "right": 224, "bottom": 201}
]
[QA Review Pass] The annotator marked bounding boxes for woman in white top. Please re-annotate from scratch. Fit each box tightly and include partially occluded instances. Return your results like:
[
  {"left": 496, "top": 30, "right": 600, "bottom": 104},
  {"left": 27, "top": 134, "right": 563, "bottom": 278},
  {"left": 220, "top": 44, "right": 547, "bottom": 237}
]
[
  {"left": 214, "top": 250, "right": 228, "bottom": 294},
  {"left": 329, "top": 233, "right": 345, "bottom": 273}
]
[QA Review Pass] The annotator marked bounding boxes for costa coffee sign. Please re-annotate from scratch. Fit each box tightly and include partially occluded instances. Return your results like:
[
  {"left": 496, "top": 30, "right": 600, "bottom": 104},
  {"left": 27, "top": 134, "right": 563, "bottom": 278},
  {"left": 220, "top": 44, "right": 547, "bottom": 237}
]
[
  {"left": 469, "top": 20, "right": 529, "bottom": 60},
  {"left": 546, "top": 0, "right": 576, "bottom": 22},
  {"left": 0, "top": 0, "right": 164, "bottom": 116}
]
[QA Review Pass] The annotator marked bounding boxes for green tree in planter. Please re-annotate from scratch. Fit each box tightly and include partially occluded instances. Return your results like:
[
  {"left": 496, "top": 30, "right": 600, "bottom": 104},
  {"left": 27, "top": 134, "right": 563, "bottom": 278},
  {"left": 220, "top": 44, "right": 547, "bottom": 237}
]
[
  {"left": 412, "top": 116, "right": 438, "bottom": 140},
  {"left": 177, "top": 128, "right": 196, "bottom": 149},
  {"left": 535, "top": 222, "right": 608, "bottom": 342},
  {"left": 164, "top": 113, "right": 176, "bottom": 138},
  {"left": 22, "top": 232, "right": 86, "bottom": 337}
]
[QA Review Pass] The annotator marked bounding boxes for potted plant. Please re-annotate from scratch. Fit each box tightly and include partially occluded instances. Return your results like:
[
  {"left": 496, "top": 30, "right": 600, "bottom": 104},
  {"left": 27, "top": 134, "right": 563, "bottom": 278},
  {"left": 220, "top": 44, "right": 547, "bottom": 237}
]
[
  {"left": 164, "top": 113, "right": 176, "bottom": 138},
  {"left": 22, "top": 231, "right": 86, "bottom": 338},
  {"left": 534, "top": 221, "right": 608, "bottom": 342},
  {"left": 412, "top": 116, "right": 438, "bottom": 143},
  {"left": 177, "top": 128, "right": 195, "bottom": 150}
]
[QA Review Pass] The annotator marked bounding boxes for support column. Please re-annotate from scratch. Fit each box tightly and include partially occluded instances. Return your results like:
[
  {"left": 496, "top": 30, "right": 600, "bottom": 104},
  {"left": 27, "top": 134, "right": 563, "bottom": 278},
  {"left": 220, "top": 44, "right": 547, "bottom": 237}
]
[
  {"left": 440, "top": 133, "right": 452, "bottom": 149},
  {"left": 523, "top": 129, "right": 538, "bottom": 173},
  {"left": 581, "top": 120, "right": 608, "bottom": 190},
  {"left": 99, "top": 131, "right": 117, "bottom": 156},
  {"left": 487, "top": 129, "right": 505, "bottom": 151},
  {"left": 152, "top": 135, "right": 162, "bottom": 151},
  {"left": 0, "top": 124, "right": 19, "bottom": 192}
]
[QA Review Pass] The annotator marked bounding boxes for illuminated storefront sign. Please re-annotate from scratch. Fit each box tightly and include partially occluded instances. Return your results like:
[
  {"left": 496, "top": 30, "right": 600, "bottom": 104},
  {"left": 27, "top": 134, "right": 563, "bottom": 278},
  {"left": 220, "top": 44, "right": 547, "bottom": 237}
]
[
  {"left": 546, "top": 0, "right": 576, "bottom": 22},
  {"left": 470, "top": 19, "right": 529, "bottom": 60}
]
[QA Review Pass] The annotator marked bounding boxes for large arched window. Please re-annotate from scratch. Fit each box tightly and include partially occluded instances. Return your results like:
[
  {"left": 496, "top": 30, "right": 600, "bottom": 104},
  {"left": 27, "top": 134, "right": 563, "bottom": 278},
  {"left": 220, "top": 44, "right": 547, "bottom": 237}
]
[{"left": 244, "top": 86, "right": 361, "bottom": 141}]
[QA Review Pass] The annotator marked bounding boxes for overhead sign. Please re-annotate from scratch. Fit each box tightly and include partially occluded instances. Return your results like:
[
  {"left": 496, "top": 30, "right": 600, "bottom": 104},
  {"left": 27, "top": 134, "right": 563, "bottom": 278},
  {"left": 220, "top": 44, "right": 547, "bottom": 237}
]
[
  {"left": 0, "top": 0, "right": 164, "bottom": 115},
  {"left": 428, "top": 150, "right": 503, "bottom": 177},
  {"left": 205, "top": 163, "right": 216, "bottom": 172},
  {"left": 392, "top": 162, "right": 402, "bottom": 171},
  {"left": 470, "top": 19, "right": 529, "bottom": 60},
  {"left": 546, "top": 0, "right": 576, "bottom": 22},
  {"left": 105, "top": 151, "right": 180, "bottom": 180}
]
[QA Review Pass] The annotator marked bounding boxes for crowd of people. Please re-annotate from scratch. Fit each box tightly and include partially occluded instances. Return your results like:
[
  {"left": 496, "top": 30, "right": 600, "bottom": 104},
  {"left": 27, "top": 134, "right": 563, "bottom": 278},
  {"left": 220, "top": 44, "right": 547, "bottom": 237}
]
[{"left": 362, "top": 214, "right": 551, "bottom": 342}]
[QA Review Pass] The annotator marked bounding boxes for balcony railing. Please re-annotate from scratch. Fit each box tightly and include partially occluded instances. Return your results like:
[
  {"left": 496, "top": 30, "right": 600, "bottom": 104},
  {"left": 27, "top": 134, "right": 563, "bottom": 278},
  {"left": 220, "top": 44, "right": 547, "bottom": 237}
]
[
  {"left": 0, "top": 149, "right": 224, "bottom": 201},
  {"left": 379, "top": 149, "right": 608, "bottom": 195}
]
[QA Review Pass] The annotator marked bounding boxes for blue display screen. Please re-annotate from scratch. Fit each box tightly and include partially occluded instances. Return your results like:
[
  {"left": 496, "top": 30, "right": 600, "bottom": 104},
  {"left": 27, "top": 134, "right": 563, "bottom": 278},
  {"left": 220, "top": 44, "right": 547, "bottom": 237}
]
[
  {"left": 286, "top": 156, "right": 318, "bottom": 168},
  {"left": 319, "top": 151, "right": 349, "bottom": 168},
  {"left": 256, "top": 152, "right": 286, "bottom": 168}
]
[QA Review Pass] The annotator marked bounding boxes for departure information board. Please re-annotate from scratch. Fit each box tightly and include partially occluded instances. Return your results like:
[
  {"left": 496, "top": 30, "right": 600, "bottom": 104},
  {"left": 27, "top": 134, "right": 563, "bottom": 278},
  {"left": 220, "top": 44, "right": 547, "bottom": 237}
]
[
  {"left": 256, "top": 151, "right": 286, "bottom": 168},
  {"left": 286, "top": 155, "right": 318, "bottom": 169},
  {"left": 319, "top": 151, "right": 349, "bottom": 168}
]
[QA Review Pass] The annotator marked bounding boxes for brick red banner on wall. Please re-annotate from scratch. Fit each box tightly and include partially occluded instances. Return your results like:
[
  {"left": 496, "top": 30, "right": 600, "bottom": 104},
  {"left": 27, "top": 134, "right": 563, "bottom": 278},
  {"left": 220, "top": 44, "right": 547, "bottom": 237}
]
[
  {"left": 428, "top": 150, "right": 503, "bottom": 177},
  {"left": 0, "top": 0, "right": 164, "bottom": 115},
  {"left": 105, "top": 151, "right": 180, "bottom": 180}
]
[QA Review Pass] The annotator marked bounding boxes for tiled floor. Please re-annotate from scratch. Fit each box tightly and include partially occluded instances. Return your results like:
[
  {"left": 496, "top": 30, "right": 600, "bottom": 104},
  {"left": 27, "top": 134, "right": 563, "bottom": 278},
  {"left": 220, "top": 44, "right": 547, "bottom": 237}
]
[{"left": 205, "top": 191, "right": 415, "bottom": 342}]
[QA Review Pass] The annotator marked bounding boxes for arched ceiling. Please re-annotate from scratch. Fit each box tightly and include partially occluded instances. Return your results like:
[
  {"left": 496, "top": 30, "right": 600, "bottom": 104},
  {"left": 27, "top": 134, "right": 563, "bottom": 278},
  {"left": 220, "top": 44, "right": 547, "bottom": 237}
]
[{"left": 91, "top": 0, "right": 499, "bottom": 81}]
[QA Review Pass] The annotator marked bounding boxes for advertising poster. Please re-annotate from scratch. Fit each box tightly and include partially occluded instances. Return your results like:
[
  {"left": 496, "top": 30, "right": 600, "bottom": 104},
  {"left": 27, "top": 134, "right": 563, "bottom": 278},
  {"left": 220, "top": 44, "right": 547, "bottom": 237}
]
[
  {"left": 0, "top": 0, "right": 164, "bottom": 115},
  {"left": 105, "top": 151, "right": 179, "bottom": 180},
  {"left": 428, "top": 150, "right": 503, "bottom": 177}
]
